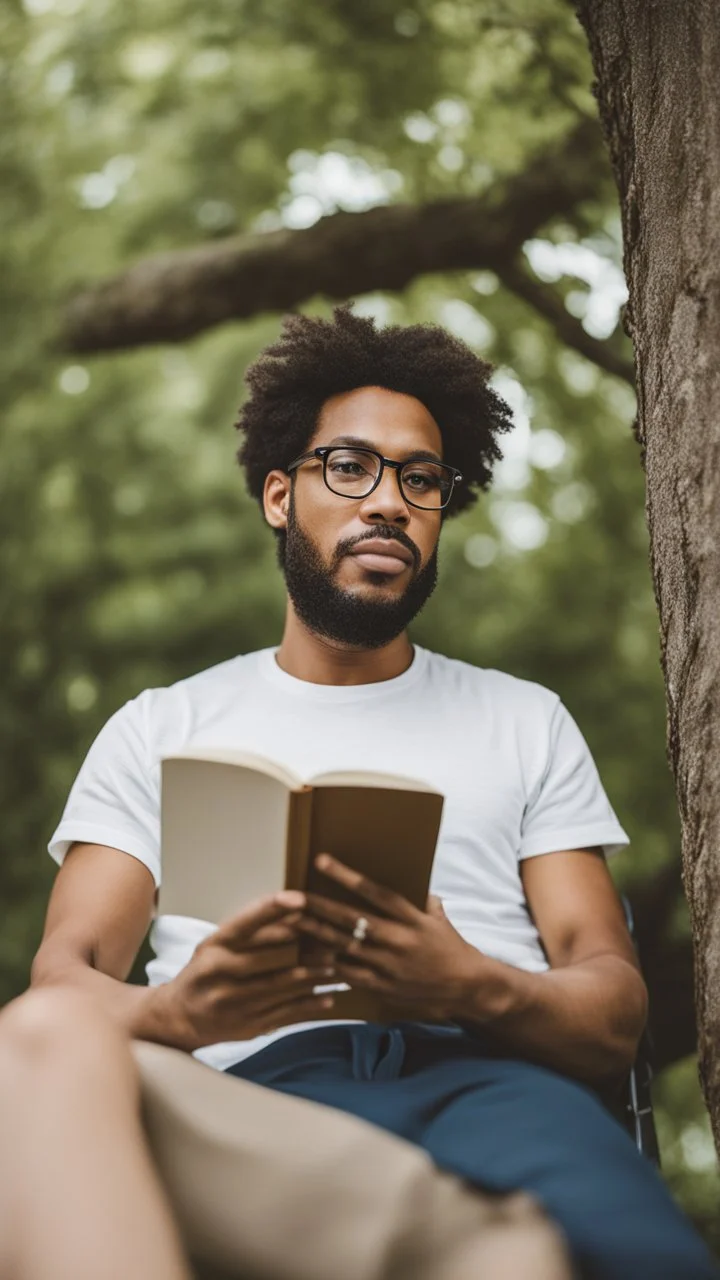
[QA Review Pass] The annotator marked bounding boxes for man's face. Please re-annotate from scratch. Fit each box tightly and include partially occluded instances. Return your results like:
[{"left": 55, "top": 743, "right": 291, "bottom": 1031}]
[{"left": 266, "top": 386, "right": 445, "bottom": 649}]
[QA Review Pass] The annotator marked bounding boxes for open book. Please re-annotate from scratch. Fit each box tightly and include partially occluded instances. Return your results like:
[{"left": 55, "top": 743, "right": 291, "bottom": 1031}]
[{"left": 159, "top": 749, "right": 444, "bottom": 1021}]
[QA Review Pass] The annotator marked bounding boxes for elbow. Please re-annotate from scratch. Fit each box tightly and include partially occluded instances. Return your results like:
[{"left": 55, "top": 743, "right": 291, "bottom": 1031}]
[
  {"left": 599, "top": 971, "right": 649, "bottom": 1081},
  {"left": 30, "top": 939, "right": 92, "bottom": 991},
  {"left": 30, "top": 951, "right": 64, "bottom": 990},
  {"left": 30, "top": 946, "right": 53, "bottom": 988}
]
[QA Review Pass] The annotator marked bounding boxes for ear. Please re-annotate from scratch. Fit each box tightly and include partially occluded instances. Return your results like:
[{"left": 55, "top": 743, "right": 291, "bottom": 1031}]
[{"left": 264, "top": 470, "right": 291, "bottom": 530}]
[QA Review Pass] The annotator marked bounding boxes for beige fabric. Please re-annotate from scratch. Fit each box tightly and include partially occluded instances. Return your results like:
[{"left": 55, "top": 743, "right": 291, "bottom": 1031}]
[{"left": 133, "top": 1041, "right": 571, "bottom": 1280}]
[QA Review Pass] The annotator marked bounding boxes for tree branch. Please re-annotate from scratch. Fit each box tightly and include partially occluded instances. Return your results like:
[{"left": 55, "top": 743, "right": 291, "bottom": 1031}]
[
  {"left": 61, "top": 120, "right": 610, "bottom": 354},
  {"left": 495, "top": 258, "right": 635, "bottom": 384}
]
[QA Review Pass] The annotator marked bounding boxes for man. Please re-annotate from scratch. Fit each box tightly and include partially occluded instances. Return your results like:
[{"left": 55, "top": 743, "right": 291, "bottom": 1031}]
[{"left": 34, "top": 306, "right": 717, "bottom": 1280}]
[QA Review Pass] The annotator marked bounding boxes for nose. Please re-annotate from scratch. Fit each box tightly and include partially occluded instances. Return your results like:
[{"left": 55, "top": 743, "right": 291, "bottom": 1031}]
[{"left": 357, "top": 466, "right": 410, "bottom": 526}]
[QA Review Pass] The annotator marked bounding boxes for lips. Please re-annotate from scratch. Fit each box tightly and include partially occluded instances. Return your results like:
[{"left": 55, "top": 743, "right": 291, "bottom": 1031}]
[{"left": 347, "top": 539, "right": 414, "bottom": 575}]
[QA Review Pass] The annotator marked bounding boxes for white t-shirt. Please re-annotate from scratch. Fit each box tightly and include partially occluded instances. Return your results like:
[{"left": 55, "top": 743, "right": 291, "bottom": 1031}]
[{"left": 48, "top": 645, "right": 629, "bottom": 1071}]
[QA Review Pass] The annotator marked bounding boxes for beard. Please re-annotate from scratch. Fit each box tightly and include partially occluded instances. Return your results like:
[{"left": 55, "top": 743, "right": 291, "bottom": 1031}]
[{"left": 277, "top": 498, "right": 439, "bottom": 650}]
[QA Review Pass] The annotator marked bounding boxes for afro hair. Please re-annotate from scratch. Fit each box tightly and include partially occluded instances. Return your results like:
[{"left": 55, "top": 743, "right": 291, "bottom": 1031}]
[{"left": 236, "top": 304, "right": 514, "bottom": 519}]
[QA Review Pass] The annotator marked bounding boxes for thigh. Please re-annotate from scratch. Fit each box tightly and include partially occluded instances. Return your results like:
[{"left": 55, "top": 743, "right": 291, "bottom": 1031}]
[
  {"left": 419, "top": 1056, "right": 716, "bottom": 1280},
  {"left": 226, "top": 1025, "right": 420, "bottom": 1137}
]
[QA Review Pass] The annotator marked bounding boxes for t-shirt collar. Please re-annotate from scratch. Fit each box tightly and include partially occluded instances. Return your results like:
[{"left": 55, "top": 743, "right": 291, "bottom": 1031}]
[{"left": 257, "top": 644, "right": 428, "bottom": 702}]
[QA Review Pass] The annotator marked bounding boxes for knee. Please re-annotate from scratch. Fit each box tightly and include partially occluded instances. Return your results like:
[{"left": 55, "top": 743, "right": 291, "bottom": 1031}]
[{"left": 0, "top": 987, "right": 125, "bottom": 1070}]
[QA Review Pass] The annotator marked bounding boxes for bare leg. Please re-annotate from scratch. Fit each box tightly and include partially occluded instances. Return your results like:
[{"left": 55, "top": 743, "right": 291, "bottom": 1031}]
[{"left": 0, "top": 988, "right": 191, "bottom": 1280}]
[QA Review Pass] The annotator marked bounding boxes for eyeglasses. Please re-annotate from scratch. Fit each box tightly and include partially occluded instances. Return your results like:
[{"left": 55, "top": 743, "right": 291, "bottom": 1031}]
[{"left": 286, "top": 446, "right": 463, "bottom": 511}]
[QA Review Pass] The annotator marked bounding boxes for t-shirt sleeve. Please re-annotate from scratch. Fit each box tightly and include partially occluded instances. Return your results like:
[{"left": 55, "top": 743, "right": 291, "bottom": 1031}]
[
  {"left": 519, "top": 699, "right": 629, "bottom": 861},
  {"left": 47, "top": 691, "right": 161, "bottom": 886}
]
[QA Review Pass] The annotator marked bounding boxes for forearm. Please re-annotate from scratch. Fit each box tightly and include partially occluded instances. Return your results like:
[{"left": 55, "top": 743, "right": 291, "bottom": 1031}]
[
  {"left": 30, "top": 952, "right": 189, "bottom": 1050},
  {"left": 454, "top": 951, "right": 648, "bottom": 1085}
]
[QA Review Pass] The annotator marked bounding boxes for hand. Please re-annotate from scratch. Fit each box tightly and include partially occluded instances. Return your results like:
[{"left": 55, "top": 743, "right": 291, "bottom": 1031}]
[
  {"left": 147, "top": 891, "right": 337, "bottom": 1052},
  {"left": 296, "top": 855, "right": 482, "bottom": 1022}
]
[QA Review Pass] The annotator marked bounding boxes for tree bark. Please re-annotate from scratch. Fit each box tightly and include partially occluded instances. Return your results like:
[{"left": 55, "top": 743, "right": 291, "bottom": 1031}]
[
  {"left": 576, "top": 1, "right": 720, "bottom": 1150},
  {"left": 60, "top": 120, "right": 609, "bottom": 354}
]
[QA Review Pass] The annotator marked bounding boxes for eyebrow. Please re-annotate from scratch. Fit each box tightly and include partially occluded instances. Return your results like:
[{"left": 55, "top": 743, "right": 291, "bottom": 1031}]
[{"left": 327, "top": 435, "right": 443, "bottom": 464}]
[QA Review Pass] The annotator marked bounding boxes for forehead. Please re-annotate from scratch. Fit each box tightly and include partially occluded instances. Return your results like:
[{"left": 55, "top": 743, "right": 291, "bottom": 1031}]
[{"left": 312, "top": 386, "right": 443, "bottom": 458}]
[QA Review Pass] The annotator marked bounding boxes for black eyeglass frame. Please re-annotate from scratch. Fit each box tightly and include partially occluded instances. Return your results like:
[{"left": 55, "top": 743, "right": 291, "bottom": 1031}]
[{"left": 286, "top": 446, "right": 463, "bottom": 512}]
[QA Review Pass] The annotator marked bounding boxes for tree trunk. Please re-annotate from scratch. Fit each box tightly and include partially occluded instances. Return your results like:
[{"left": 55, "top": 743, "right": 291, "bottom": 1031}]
[{"left": 576, "top": 1, "right": 720, "bottom": 1150}]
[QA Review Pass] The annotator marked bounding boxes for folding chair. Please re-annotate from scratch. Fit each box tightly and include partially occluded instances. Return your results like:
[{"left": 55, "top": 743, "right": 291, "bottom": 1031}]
[{"left": 614, "top": 894, "right": 661, "bottom": 1167}]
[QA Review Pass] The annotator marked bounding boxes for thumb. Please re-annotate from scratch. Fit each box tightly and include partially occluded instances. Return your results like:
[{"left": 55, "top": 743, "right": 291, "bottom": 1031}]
[
  {"left": 427, "top": 894, "right": 447, "bottom": 918},
  {"left": 217, "top": 891, "right": 305, "bottom": 950}
]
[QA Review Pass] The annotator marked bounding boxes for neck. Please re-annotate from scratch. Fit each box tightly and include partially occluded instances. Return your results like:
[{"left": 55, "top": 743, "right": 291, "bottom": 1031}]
[{"left": 274, "top": 602, "right": 415, "bottom": 686}]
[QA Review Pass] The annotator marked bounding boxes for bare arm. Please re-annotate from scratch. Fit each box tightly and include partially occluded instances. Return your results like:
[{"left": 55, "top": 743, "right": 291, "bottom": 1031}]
[
  {"left": 458, "top": 848, "right": 649, "bottom": 1082},
  {"left": 31, "top": 843, "right": 163, "bottom": 1036},
  {"left": 32, "top": 843, "right": 337, "bottom": 1051}
]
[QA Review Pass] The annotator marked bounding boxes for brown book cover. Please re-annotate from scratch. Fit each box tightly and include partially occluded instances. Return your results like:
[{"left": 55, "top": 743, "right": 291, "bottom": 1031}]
[{"left": 159, "top": 750, "right": 444, "bottom": 1022}]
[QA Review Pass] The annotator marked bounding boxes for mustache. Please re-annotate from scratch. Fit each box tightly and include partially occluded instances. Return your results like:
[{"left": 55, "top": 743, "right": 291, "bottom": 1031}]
[{"left": 333, "top": 526, "right": 421, "bottom": 572}]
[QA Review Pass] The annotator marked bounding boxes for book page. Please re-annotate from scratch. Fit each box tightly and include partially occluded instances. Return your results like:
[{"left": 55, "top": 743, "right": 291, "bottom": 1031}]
[
  {"left": 164, "top": 748, "right": 302, "bottom": 790},
  {"left": 309, "top": 769, "right": 437, "bottom": 792},
  {"left": 159, "top": 758, "right": 294, "bottom": 923}
]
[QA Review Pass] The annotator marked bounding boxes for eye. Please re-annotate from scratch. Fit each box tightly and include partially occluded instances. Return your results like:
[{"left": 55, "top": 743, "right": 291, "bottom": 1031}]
[
  {"left": 403, "top": 468, "right": 441, "bottom": 491},
  {"left": 330, "top": 459, "right": 367, "bottom": 476},
  {"left": 327, "top": 450, "right": 376, "bottom": 479}
]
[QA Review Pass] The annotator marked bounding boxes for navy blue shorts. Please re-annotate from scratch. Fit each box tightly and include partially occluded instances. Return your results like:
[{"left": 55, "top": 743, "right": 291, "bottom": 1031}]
[{"left": 226, "top": 1022, "right": 717, "bottom": 1280}]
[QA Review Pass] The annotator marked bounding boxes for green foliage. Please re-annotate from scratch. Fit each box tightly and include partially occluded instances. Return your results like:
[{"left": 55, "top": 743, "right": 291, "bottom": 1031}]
[{"left": 0, "top": 0, "right": 717, "bottom": 1241}]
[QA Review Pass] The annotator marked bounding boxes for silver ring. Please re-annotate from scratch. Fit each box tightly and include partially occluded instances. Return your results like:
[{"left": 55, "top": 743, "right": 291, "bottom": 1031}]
[{"left": 352, "top": 915, "right": 369, "bottom": 943}]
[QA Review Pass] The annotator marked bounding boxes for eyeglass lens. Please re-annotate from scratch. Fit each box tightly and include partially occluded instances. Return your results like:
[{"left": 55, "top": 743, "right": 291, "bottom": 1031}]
[{"left": 324, "top": 448, "right": 453, "bottom": 509}]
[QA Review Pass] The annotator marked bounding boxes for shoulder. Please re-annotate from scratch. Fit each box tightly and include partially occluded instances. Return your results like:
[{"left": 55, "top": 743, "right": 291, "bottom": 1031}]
[
  {"left": 118, "top": 650, "right": 266, "bottom": 756},
  {"left": 421, "top": 649, "right": 560, "bottom": 723},
  {"left": 160, "top": 650, "right": 262, "bottom": 699}
]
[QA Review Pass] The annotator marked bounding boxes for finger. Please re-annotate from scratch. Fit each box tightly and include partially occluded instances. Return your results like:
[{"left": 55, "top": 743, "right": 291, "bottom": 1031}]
[
  {"left": 294, "top": 915, "right": 351, "bottom": 949},
  {"left": 242, "top": 919, "right": 304, "bottom": 949},
  {"left": 217, "top": 973, "right": 336, "bottom": 1022},
  {"left": 303, "top": 894, "right": 378, "bottom": 933},
  {"left": 216, "top": 892, "right": 306, "bottom": 950},
  {"left": 296, "top": 913, "right": 400, "bottom": 968},
  {"left": 333, "top": 962, "right": 385, "bottom": 991},
  {"left": 244, "top": 961, "right": 337, "bottom": 992},
  {"left": 252, "top": 992, "right": 336, "bottom": 1032},
  {"left": 427, "top": 895, "right": 446, "bottom": 918},
  {"left": 297, "top": 942, "right": 338, "bottom": 967},
  {"left": 261, "top": 985, "right": 337, "bottom": 1014},
  {"left": 212, "top": 953, "right": 335, "bottom": 990},
  {"left": 296, "top": 925, "right": 398, "bottom": 983},
  {"left": 313, "top": 854, "right": 419, "bottom": 922},
  {"left": 211, "top": 979, "right": 330, "bottom": 1028},
  {"left": 335, "top": 946, "right": 398, "bottom": 979},
  {"left": 236, "top": 944, "right": 302, "bottom": 978},
  {"left": 303, "top": 895, "right": 402, "bottom": 951}
]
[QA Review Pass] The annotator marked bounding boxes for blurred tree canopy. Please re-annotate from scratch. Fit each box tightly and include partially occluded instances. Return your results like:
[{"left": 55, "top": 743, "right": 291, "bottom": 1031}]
[{"left": 1, "top": 0, "right": 717, "bottom": 1244}]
